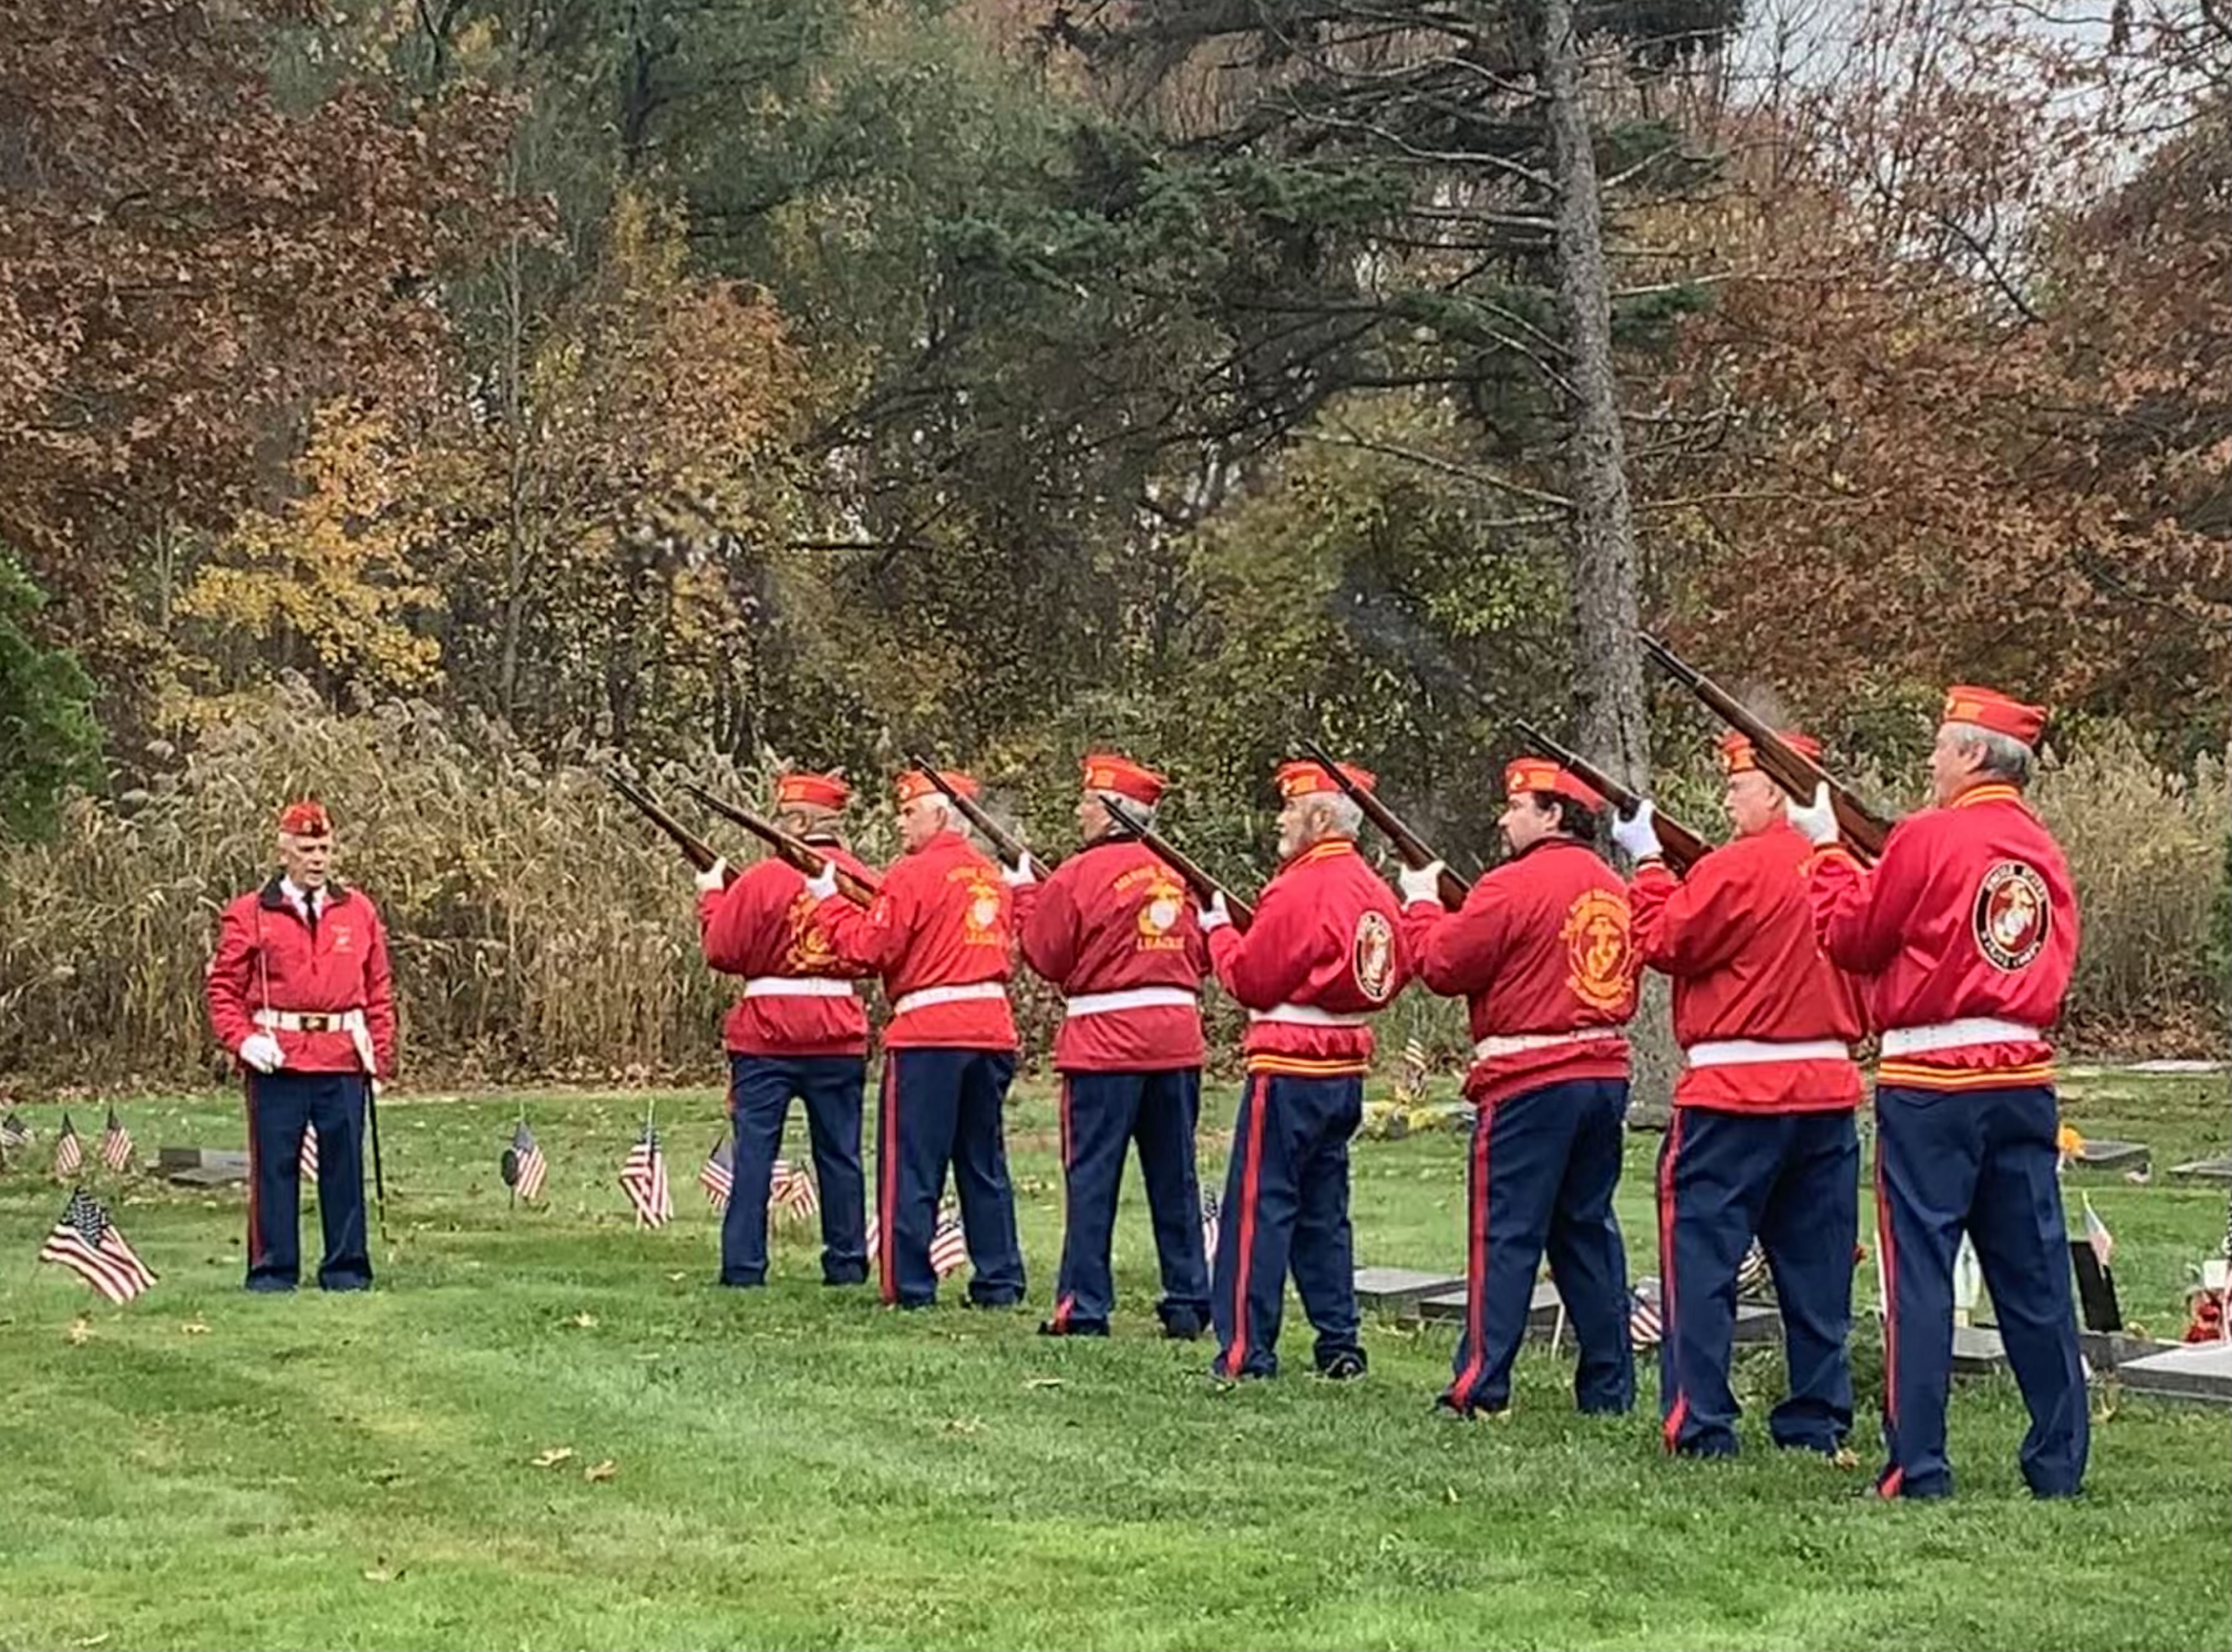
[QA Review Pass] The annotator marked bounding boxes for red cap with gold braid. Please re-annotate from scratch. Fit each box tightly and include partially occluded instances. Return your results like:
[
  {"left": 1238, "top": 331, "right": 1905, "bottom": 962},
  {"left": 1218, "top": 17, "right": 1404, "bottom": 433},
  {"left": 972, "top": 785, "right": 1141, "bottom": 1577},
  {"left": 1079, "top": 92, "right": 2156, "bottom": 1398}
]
[
  {"left": 1081, "top": 753, "right": 1165, "bottom": 806},
  {"left": 895, "top": 769, "right": 979, "bottom": 805},
  {"left": 276, "top": 798, "right": 333, "bottom": 837},
  {"left": 1941, "top": 685, "right": 2047, "bottom": 747},
  {"left": 775, "top": 771, "right": 851, "bottom": 811},
  {"left": 1503, "top": 757, "right": 1604, "bottom": 812},
  {"left": 1276, "top": 758, "right": 1374, "bottom": 800},
  {"left": 1718, "top": 730, "right": 1822, "bottom": 775}
]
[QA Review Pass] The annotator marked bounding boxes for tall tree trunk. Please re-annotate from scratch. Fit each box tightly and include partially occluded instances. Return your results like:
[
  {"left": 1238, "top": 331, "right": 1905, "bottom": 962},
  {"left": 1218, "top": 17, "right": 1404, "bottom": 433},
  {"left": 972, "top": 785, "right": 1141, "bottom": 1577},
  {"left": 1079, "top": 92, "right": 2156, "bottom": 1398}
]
[{"left": 1542, "top": 0, "right": 1674, "bottom": 1127}]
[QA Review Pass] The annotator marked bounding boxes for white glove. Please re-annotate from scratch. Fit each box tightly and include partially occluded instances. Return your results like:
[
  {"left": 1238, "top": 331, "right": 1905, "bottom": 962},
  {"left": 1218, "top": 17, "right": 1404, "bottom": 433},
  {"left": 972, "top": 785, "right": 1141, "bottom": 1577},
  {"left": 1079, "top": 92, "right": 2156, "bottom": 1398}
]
[
  {"left": 1001, "top": 853, "right": 1037, "bottom": 888},
  {"left": 805, "top": 860, "right": 840, "bottom": 901},
  {"left": 1786, "top": 782, "right": 1839, "bottom": 847},
  {"left": 1397, "top": 860, "right": 1445, "bottom": 906},
  {"left": 693, "top": 857, "right": 730, "bottom": 893},
  {"left": 1611, "top": 801, "right": 1662, "bottom": 862},
  {"left": 1197, "top": 891, "right": 1232, "bottom": 933},
  {"left": 238, "top": 1032, "right": 284, "bottom": 1074}
]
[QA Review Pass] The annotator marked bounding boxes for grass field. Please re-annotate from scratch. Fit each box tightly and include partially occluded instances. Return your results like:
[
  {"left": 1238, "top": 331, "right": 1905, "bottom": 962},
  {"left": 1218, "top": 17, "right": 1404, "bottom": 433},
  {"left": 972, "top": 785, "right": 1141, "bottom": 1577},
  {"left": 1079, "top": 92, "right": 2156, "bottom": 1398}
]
[{"left": 2, "top": 1069, "right": 2228, "bottom": 1651}]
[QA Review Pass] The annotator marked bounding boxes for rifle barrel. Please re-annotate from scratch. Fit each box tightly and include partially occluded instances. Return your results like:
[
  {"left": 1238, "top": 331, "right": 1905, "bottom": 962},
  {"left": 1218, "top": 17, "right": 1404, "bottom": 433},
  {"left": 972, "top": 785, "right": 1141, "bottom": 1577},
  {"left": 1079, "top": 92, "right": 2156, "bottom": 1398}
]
[
  {"left": 1101, "top": 796, "right": 1256, "bottom": 929},
  {"left": 1298, "top": 737, "right": 1470, "bottom": 908},
  {"left": 680, "top": 781, "right": 879, "bottom": 905},
  {"left": 607, "top": 769, "right": 723, "bottom": 876}
]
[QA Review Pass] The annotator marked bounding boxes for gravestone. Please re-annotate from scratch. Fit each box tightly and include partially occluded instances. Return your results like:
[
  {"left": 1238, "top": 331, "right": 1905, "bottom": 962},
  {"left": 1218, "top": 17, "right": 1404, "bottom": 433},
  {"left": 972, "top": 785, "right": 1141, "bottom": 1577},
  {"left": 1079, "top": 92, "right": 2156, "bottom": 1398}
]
[
  {"left": 1354, "top": 1267, "right": 1466, "bottom": 1322},
  {"left": 2167, "top": 1157, "right": 2232, "bottom": 1185},
  {"left": 2067, "top": 1139, "right": 2149, "bottom": 1177},
  {"left": 1950, "top": 1325, "right": 2008, "bottom": 1375},
  {"left": 1418, "top": 1279, "right": 1565, "bottom": 1339},
  {"left": 1730, "top": 1304, "right": 1784, "bottom": 1345},
  {"left": 2078, "top": 1329, "right": 2174, "bottom": 1370},
  {"left": 160, "top": 1145, "right": 249, "bottom": 1187},
  {"left": 2115, "top": 1342, "right": 2232, "bottom": 1406}
]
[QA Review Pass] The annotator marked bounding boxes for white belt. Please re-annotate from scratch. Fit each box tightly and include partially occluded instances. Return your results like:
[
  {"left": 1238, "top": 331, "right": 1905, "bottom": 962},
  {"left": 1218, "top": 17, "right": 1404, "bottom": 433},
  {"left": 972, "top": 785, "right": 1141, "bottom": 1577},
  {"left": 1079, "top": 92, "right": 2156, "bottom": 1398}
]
[
  {"left": 254, "top": 1006, "right": 375, "bottom": 1074},
  {"left": 890, "top": 981, "right": 1008, "bottom": 1018},
  {"left": 1249, "top": 1004, "right": 1369, "bottom": 1027},
  {"left": 742, "top": 976, "right": 856, "bottom": 1000},
  {"left": 1686, "top": 1037, "right": 1851, "bottom": 1068},
  {"left": 1065, "top": 986, "right": 1198, "bottom": 1018},
  {"left": 1472, "top": 1029, "right": 1624, "bottom": 1061},
  {"left": 1880, "top": 1018, "right": 2043, "bottom": 1057}
]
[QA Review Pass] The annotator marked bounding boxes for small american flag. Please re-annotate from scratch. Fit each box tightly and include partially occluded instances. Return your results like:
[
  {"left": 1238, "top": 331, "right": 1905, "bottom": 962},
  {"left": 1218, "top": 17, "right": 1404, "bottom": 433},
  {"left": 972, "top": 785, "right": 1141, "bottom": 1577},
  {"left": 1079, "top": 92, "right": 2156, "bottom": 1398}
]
[
  {"left": 620, "top": 1124, "right": 672, "bottom": 1228},
  {"left": 39, "top": 1189, "right": 157, "bottom": 1305},
  {"left": 299, "top": 1122, "right": 319, "bottom": 1181},
  {"left": 99, "top": 1107, "right": 136, "bottom": 1174},
  {"left": 1628, "top": 1277, "right": 1664, "bottom": 1348},
  {"left": 2081, "top": 1194, "right": 2115, "bottom": 1270},
  {"left": 1, "top": 1110, "right": 31, "bottom": 1151},
  {"left": 700, "top": 1136, "right": 735, "bottom": 1211},
  {"left": 864, "top": 1203, "right": 969, "bottom": 1277},
  {"left": 53, "top": 1112, "right": 83, "bottom": 1177},
  {"left": 1736, "top": 1237, "right": 1770, "bottom": 1296},
  {"left": 1201, "top": 1192, "right": 1221, "bottom": 1261},
  {"left": 771, "top": 1158, "right": 820, "bottom": 1221},
  {"left": 502, "top": 1120, "right": 547, "bottom": 1202},
  {"left": 1395, "top": 1035, "right": 1431, "bottom": 1105}
]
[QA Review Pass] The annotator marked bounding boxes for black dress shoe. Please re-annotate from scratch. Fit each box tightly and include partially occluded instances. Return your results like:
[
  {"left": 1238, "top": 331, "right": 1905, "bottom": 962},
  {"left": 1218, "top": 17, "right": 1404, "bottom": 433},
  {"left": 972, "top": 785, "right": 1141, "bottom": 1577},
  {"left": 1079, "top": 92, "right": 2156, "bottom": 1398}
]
[{"left": 1318, "top": 1350, "right": 1368, "bottom": 1380}]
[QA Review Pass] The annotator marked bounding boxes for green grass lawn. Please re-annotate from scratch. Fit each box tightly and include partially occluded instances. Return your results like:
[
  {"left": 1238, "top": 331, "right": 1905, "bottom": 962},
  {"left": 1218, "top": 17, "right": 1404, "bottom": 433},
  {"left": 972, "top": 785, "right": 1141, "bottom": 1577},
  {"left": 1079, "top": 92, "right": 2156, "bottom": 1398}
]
[{"left": 2, "top": 1071, "right": 2228, "bottom": 1651}]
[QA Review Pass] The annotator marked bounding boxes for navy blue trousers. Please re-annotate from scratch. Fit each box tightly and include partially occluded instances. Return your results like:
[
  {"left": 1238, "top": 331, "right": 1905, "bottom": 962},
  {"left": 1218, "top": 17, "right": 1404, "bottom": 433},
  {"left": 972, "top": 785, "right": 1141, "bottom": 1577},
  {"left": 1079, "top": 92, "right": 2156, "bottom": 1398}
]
[
  {"left": 1445, "top": 1077, "right": 1633, "bottom": 1415},
  {"left": 876, "top": 1048, "right": 1025, "bottom": 1308},
  {"left": 1657, "top": 1106, "right": 1858, "bottom": 1456},
  {"left": 1211, "top": 1070, "right": 1364, "bottom": 1378},
  {"left": 723, "top": 1052, "right": 868, "bottom": 1287},
  {"left": 1050, "top": 1068, "right": 1211, "bottom": 1334},
  {"left": 244, "top": 1071, "right": 369, "bottom": 1291},
  {"left": 1875, "top": 1082, "right": 2087, "bottom": 1499}
]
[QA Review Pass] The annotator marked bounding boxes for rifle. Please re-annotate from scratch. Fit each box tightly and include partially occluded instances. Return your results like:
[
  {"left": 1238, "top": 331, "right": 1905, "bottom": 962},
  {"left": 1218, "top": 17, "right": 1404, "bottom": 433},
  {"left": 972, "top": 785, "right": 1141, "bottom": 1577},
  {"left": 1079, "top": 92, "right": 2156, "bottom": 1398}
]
[
  {"left": 1100, "top": 795, "right": 1257, "bottom": 930},
  {"left": 1637, "top": 632, "right": 1891, "bottom": 859},
  {"left": 1510, "top": 718, "right": 1712, "bottom": 874},
  {"left": 904, "top": 752, "right": 1045, "bottom": 872},
  {"left": 1299, "top": 737, "right": 1470, "bottom": 908},
  {"left": 679, "top": 781, "right": 880, "bottom": 906},
  {"left": 607, "top": 768, "right": 731, "bottom": 882}
]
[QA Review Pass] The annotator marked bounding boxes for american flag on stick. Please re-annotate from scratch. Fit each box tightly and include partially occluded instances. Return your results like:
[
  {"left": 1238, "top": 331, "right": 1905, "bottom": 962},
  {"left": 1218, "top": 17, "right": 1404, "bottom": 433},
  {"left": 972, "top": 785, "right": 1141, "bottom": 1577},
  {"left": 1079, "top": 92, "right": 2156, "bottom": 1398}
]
[
  {"left": 298, "top": 1122, "right": 320, "bottom": 1182},
  {"left": 99, "top": 1107, "right": 136, "bottom": 1173},
  {"left": 620, "top": 1122, "right": 672, "bottom": 1228},
  {"left": 700, "top": 1136, "right": 735, "bottom": 1211},
  {"left": 502, "top": 1120, "right": 547, "bottom": 1203},
  {"left": 2, "top": 1110, "right": 32, "bottom": 1151},
  {"left": 771, "top": 1158, "right": 819, "bottom": 1221},
  {"left": 1736, "top": 1237, "right": 1770, "bottom": 1297},
  {"left": 863, "top": 1203, "right": 970, "bottom": 1278},
  {"left": 1627, "top": 1277, "right": 1664, "bottom": 1349},
  {"left": 39, "top": 1189, "right": 157, "bottom": 1305},
  {"left": 53, "top": 1113, "right": 83, "bottom": 1178},
  {"left": 1201, "top": 1192, "right": 1221, "bottom": 1262}
]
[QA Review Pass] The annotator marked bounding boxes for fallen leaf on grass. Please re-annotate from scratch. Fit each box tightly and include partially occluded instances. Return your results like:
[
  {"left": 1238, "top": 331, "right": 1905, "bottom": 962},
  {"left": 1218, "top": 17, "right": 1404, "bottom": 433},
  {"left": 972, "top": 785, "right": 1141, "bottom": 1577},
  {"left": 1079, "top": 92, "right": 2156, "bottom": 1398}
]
[
  {"left": 584, "top": 1460, "right": 618, "bottom": 1483},
  {"left": 1832, "top": 1448, "right": 1860, "bottom": 1471},
  {"left": 363, "top": 1568, "right": 397, "bottom": 1584},
  {"left": 65, "top": 1317, "right": 92, "bottom": 1346},
  {"left": 566, "top": 1311, "right": 598, "bottom": 1329},
  {"left": 1024, "top": 1376, "right": 1063, "bottom": 1390},
  {"left": 667, "top": 1271, "right": 688, "bottom": 1282},
  {"left": 181, "top": 1319, "right": 211, "bottom": 1335},
  {"left": 530, "top": 1446, "right": 576, "bottom": 1468},
  {"left": 73, "top": 1634, "right": 109, "bottom": 1647}
]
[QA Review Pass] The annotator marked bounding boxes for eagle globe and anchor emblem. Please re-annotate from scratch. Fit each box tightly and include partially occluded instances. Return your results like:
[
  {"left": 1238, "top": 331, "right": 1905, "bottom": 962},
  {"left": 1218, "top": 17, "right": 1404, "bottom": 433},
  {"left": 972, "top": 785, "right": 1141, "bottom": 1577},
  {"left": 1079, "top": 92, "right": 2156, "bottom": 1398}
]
[{"left": 1974, "top": 860, "right": 2050, "bottom": 970}]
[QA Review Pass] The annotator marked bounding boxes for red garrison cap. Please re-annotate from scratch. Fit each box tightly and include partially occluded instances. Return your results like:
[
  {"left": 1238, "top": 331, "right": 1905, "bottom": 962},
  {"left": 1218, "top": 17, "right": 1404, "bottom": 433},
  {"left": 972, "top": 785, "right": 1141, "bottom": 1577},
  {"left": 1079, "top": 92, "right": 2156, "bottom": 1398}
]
[
  {"left": 1081, "top": 753, "right": 1165, "bottom": 806},
  {"left": 775, "top": 771, "right": 851, "bottom": 811},
  {"left": 1719, "top": 730, "right": 1822, "bottom": 775},
  {"left": 1276, "top": 759, "right": 1374, "bottom": 800},
  {"left": 1504, "top": 757, "right": 1605, "bottom": 812},
  {"left": 276, "top": 798, "right": 332, "bottom": 837},
  {"left": 1941, "top": 685, "right": 2047, "bottom": 747},
  {"left": 895, "top": 769, "right": 978, "bottom": 805}
]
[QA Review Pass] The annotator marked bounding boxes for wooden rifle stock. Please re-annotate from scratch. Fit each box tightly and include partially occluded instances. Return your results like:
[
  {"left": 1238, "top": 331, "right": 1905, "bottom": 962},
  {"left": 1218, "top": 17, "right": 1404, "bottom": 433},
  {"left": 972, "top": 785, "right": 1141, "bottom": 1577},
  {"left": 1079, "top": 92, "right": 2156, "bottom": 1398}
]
[
  {"left": 1100, "top": 795, "right": 1256, "bottom": 930},
  {"left": 679, "top": 781, "right": 879, "bottom": 906},
  {"left": 1637, "top": 632, "right": 1891, "bottom": 859},
  {"left": 1299, "top": 737, "right": 1470, "bottom": 908},
  {"left": 1510, "top": 720, "right": 1712, "bottom": 874},
  {"left": 905, "top": 752, "right": 1043, "bottom": 872},
  {"left": 607, "top": 769, "right": 731, "bottom": 881}
]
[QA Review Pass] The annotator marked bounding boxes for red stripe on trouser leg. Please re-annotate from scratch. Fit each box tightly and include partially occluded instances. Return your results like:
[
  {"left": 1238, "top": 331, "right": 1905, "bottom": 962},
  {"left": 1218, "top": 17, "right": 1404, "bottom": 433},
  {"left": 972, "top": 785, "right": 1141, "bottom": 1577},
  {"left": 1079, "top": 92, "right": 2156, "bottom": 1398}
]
[
  {"left": 1226, "top": 1074, "right": 1270, "bottom": 1374},
  {"left": 1450, "top": 1097, "right": 1495, "bottom": 1404},
  {"left": 1657, "top": 1110, "right": 1686, "bottom": 1450},
  {"left": 878, "top": 1060, "right": 898, "bottom": 1304},
  {"left": 243, "top": 1076, "right": 262, "bottom": 1267}
]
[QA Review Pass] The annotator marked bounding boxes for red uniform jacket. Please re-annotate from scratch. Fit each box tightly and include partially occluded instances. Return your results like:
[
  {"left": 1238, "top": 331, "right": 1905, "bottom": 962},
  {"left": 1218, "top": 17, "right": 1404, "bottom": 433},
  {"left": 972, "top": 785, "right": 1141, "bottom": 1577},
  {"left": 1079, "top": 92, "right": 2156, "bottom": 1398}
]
[
  {"left": 207, "top": 879, "right": 397, "bottom": 1076},
  {"left": 1016, "top": 836, "right": 1208, "bottom": 1072},
  {"left": 1808, "top": 781, "right": 2077, "bottom": 1091},
  {"left": 698, "top": 842, "right": 877, "bottom": 1058},
  {"left": 1402, "top": 837, "right": 1634, "bottom": 1107},
  {"left": 1630, "top": 820, "right": 1864, "bottom": 1112},
  {"left": 815, "top": 829, "right": 1017, "bottom": 1051},
  {"left": 1207, "top": 837, "right": 1406, "bottom": 1077}
]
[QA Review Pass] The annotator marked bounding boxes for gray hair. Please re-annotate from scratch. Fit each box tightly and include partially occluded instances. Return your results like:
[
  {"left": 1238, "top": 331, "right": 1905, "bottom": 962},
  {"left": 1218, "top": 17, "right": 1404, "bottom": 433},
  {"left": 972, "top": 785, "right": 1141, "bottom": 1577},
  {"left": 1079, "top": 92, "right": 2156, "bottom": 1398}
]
[
  {"left": 1093, "top": 791, "right": 1157, "bottom": 832},
  {"left": 1312, "top": 793, "right": 1364, "bottom": 839},
  {"left": 1945, "top": 721, "right": 2034, "bottom": 787}
]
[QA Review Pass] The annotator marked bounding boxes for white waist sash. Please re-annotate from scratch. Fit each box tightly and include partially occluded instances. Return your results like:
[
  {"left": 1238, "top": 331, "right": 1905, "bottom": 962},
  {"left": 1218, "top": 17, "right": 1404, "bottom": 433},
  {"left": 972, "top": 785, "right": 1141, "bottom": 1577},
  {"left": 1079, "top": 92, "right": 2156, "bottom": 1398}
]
[
  {"left": 254, "top": 1006, "right": 375, "bottom": 1074},
  {"left": 1880, "top": 1018, "right": 2043, "bottom": 1057},
  {"left": 741, "top": 977, "right": 856, "bottom": 1000},
  {"left": 1065, "top": 986, "right": 1198, "bottom": 1018},
  {"left": 1472, "top": 1029, "right": 1623, "bottom": 1061},
  {"left": 1249, "top": 1003, "right": 1369, "bottom": 1027},
  {"left": 890, "top": 981, "right": 1008, "bottom": 1018},
  {"left": 1685, "top": 1037, "right": 1851, "bottom": 1068}
]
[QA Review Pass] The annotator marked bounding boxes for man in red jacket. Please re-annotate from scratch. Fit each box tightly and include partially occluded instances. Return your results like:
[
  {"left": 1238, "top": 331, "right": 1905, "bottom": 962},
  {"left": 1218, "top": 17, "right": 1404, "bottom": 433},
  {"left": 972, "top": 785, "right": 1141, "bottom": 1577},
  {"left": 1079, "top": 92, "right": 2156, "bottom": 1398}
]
[
  {"left": 808, "top": 770, "right": 1024, "bottom": 1309},
  {"left": 1796, "top": 686, "right": 2085, "bottom": 1500},
  {"left": 205, "top": 798, "right": 396, "bottom": 1292},
  {"left": 696, "top": 771, "right": 877, "bottom": 1289},
  {"left": 1620, "top": 730, "right": 1866, "bottom": 1458},
  {"left": 1012, "top": 753, "right": 1212, "bottom": 1340},
  {"left": 1398, "top": 758, "right": 1635, "bottom": 1418},
  {"left": 1201, "top": 758, "right": 1406, "bottom": 1380}
]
